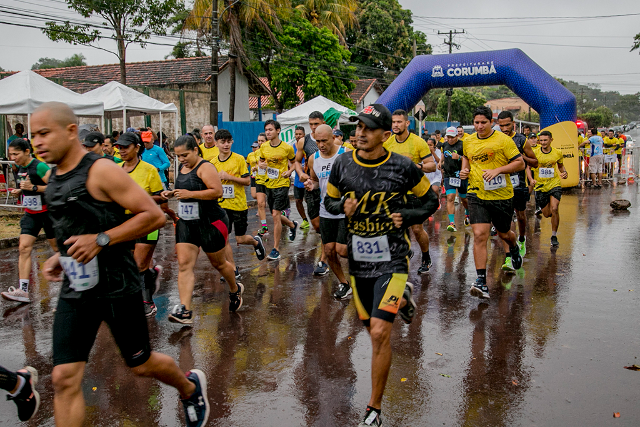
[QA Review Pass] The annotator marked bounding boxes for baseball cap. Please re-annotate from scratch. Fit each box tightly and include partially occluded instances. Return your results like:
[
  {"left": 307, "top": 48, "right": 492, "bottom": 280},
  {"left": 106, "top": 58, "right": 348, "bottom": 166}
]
[
  {"left": 78, "top": 128, "right": 91, "bottom": 141},
  {"left": 140, "top": 130, "right": 153, "bottom": 143},
  {"left": 126, "top": 127, "right": 138, "bottom": 133},
  {"left": 83, "top": 131, "right": 104, "bottom": 147},
  {"left": 332, "top": 129, "right": 344, "bottom": 137},
  {"left": 528, "top": 133, "right": 537, "bottom": 139},
  {"left": 251, "top": 141, "right": 260, "bottom": 148},
  {"left": 116, "top": 132, "right": 140, "bottom": 146},
  {"left": 445, "top": 127, "right": 457, "bottom": 137},
  {"left": 349, "top": 104, "right": 392, "bottom": 131}
]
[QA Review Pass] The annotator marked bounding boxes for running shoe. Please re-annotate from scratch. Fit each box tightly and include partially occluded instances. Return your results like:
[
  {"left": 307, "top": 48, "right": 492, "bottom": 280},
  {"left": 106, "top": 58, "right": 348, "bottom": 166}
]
[
  {"left": 220, "top": 267, "right": 241, "bottom": 283},
  {"left": 289, "top": 221, "right": 298, "bottom": 241},
  {"left": 281, "top": 209, "right": 291, "bottom": 218},
  {"left": 1, "top": 286, "right": 30, "bottom": 303},
  {"left": 510, "top": 245, "right": 523, "bottom": 269},
  {"left": 254, "top": 235, "right": 266, "bottom": 260},
  {"left": 313, "top": 261, "right": 329, "bottom": 276},
  {"left": 464, "top": 215, "right": 470, "bottom": 226},
  {"left": 301, "top": 219, "right": 310, "bottom": 230},
  {"left": 229, "top": 282, "right": 244, "bottom": 312},
  {"left": 517, "top": 238, "right": 527, "bottom": 257},
  {"left": 258, "top": 225, "right": 269, "bottom": 236},
  {"left": 8, "top": 366, "right": 40, "bottom": 422},
  {"left": 333, "top": 283, "right": 352, "bottom": 300},
  {"left": 490, "top": 226, "right": 497, "bottom": 236},
  {"left": 181, "top": 369, "right": 210, "bottom": 427},
  {"left": 168, "top": 304, "right": 193, "bottom": 325},
  {"left": 512, "top": 212, "right": 517, "bottom": 222},
  {"left": 399, "top": 282, "right": 416, "bottom": 324},
  {"left": 551, "top": 236, "right": 559, "bottom": 247},
  {"left": 501, "top": 256, "right": 515, "bottom": 273},
  {"left": 267, "top": 248, "right": 281, "bottom": 260},
  {"left": 417, "top": 259, "right": 431, "bottom": 274},
  {"left": 447, "top": 222, "right": 457, "bottom": 232},
  {"left": 358, "top": 408, "right": 382, "bottom": 427},
  {"left": 470, "top": 278, "right": 490, "bottom": 299},
  {"left": 143, "top": 300, "right": 157, "bottom": 318}
]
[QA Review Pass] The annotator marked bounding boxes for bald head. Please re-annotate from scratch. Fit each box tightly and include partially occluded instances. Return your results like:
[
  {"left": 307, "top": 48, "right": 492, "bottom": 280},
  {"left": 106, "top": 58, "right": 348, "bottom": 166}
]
[
  {"left": 31, "top": 101, "right": 81, "bottom": 164},
  {"left": 202, "top": 124, "right": 215, "bottom": 146},
  {"left": 33, "top": 101, "right": 77, "bottom": 129},
  {"left": 315, "top": 124, "right": 333, "bottom": 140},
  {"left": 314, "top": 124, "right": 336, "bottom": 155}
]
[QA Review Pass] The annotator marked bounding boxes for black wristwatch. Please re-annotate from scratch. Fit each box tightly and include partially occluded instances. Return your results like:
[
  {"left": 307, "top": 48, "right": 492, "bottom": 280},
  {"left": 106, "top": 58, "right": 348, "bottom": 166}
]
[
  {"left": 32, "top": 185, "right": 38, "bottom": 192},
  {"left": 96, "top": 232, "right": 111, "bottom": 247}
]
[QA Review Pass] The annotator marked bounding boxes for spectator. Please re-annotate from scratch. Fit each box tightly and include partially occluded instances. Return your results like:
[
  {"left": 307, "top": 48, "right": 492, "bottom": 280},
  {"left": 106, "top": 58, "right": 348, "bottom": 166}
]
[{"left": 7, "top": 123, "right": 24, "bottom": 144}]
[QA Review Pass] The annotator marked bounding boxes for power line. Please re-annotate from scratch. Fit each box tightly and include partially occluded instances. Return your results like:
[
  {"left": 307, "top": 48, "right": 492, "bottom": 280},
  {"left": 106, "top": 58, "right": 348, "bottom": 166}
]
[{"left": 413, "top": 12, "right": 640, "bottom": 20}]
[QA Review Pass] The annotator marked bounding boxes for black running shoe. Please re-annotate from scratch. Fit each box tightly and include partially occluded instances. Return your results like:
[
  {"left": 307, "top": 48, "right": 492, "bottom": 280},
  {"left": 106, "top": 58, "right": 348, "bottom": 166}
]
[
  {"left": 289, "top": 221, "right": 298, "bottom": 241},
  {"left": 399, "top": 282, "right": 416, "bottom": 324},
  {"left": 417, "top": 259, "right": 432, "bottom": 274},
  {"left": 551, "top": 236, "right": 559, "bottom": 247},
  {"left": 181, "top": 369, "right": 210, "bottom": 427},
  {"left": 169, "top": 304, "right": 193, "bottom": 324},
  {"left": 333, "top": 283, "right": 352, "bottom": 300},
  {"left": 509, "top": 245, "right": 523, "bottom": 270},
  {"left": 469, "top": 278, "right": 490, "bottom": 299},
  {"left": 254, "top": 235, "right": 265, "bottom": 260},
  {"left": 313, "top": 261, "right": 329, "bottom": 276},
  {"left": 8, "top": 367, "right": 40, "bottom": 422},
  {"left": 143, "top": 301, "right": 157, "bottom": 318},
  {"left": 358, "top": 407, "right": 382, "bottom": 426},
  {"left": 229, "top": 282, "right": 244, "bottom": 312}
]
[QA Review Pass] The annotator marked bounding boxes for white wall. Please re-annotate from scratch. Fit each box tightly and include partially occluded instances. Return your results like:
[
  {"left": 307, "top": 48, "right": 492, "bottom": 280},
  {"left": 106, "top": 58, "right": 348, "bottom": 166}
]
[{"left": 218, "top": 67, "right": 250, "bottom": 122}]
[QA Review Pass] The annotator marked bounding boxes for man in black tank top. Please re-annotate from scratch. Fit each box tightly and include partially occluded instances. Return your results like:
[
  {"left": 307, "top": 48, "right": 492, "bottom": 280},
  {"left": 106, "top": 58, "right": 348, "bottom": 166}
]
[{"left": 32, "top": 102, "right": 210, "bottom": 427}]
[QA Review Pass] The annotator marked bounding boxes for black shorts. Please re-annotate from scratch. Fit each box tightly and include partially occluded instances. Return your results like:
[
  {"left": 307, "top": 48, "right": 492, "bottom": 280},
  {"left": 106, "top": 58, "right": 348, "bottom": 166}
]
[
  {"left": 351, "top": 273, "right": 408, "bottom": 327},
  {"left": 293, "top": 185, "right": 305, "bottom": 200},
  {"left": 512, "top": 187, "right": 531, "bottom": 212},
  {"left": 304, "top": 188, "right": 321, "bottom": 220},
  {"left": 319, "top": 216, "right": 347, "bottom": 244},
  {"left": 443, "top": 177, "right": 468, "bottom": 196},
  {"left": 224, "top": 208, "right": 248, "bottom": 236},
  {"left": 250, "top": 177, "right": 256, "bottom": 188},
  {"left": 535, "top": 186, "right": 562, "bottom": 209},
  {"left": 467, "top": 194, "right": 513, "bottom": 233},
  {"left": 53, "top": 293, "right": 151, "bottom": 368},
  {"left": 20, "top": 211, "right": 54, "bottom": 239},
  {"left": 135, "top": 228, "right": 160, "bottom": 245},
  {"left": 255, "top": 183, "right": 267, "bottom": 194},
  {"left": 266, "top": 186, "right": 290, "bottom": 212},
  {"left": 175, "top": 216, "right": 229, "bottom": 253}
]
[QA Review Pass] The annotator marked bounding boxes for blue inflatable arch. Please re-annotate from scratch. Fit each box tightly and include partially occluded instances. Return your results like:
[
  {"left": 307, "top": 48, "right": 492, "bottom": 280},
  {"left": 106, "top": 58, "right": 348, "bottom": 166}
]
[{"left": 376, "top": 49, "right": 576, "bottom": 129}]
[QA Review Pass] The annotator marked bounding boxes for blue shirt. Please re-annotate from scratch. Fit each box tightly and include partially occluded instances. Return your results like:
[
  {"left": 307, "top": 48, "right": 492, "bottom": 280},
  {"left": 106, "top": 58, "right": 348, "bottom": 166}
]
[
  {"left": 141, "top": 145, "right": 171, "bottom": 183},
  {"left": 293, "top": 144, "right": 305, "bottom": 189},
  {"left": 589, "top": 136, "right": 604, "bottom": 157}
]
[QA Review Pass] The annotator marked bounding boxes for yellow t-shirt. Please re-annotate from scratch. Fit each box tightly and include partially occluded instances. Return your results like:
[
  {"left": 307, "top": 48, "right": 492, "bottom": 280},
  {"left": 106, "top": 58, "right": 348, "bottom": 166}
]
[
  {"left": 616, "top": 136, "right": 626, "bottom": 155},
  {"left": 199, "top": 143, "right": 219, "bottom": 162},
  {"left": 211, "top": 152, "right": 250, "bottom": 211},
  {"left": 247, "top": 151, "right": 267, "bottom": 185},
  {"left": 383, "top": 133, "right": 432, "bottom": 164},
  {"left": 533, "top": 146, "right": 563, "bottom": 193},
  {"left": 257, "top": 141, "right": 295, "bottom": 189},
  {"left": 603, "top": 137, "right": 618, "bottom": 155},
  {"left": 579, "top": 135, "right": 590, "bottom": 157},
  {"left": 463, "top": 130, "right": 521, "bottom": 200},
  {"left": 121, "top": 160, "right": 163, "bottom": 214},
  {"left": 342, "top": 142, "right": 355, "bottom": 151}
]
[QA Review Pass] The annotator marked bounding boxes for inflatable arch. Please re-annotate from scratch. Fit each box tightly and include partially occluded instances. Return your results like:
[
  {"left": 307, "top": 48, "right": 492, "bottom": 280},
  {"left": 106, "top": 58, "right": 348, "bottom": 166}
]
[{"left": 377, "top": 49, "right": 580, "bottom": 187}]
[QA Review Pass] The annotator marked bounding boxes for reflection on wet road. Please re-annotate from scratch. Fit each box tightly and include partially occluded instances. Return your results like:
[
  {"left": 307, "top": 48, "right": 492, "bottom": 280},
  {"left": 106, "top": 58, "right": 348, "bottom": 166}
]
[{"left": 1, "top": 185, "right": 639, "bottom": 426}]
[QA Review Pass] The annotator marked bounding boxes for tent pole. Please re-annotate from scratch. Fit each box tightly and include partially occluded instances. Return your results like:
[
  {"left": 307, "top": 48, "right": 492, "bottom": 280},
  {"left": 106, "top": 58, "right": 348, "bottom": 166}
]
[
  {"left": 101, "top": 115, "right": 105, "bottom": 133},
  {"left": 159, "top": 112, "right": 163, "bottom": 148},
  {"left": 123, "top": 109, "right": 126, "bottom": 130},
  {"left": 27, "top": 114, "right": 31, "bottom": 143}
]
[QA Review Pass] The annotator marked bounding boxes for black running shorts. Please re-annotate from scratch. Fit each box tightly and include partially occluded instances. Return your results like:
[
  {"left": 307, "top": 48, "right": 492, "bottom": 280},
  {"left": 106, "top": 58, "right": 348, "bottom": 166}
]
[
  {"left": 175, "top": 216, "right": 229, "bottom": 253},
  {"left": 535, "top": 186, "right": 562, "bottom": 210},
  {"left": 53, "top": 293, "right": 151, "bottom": 368},
  {"left": 20, "top": 211, "right": 54, "bottom": 239},
  {"left": 293, "top": 186, "right": 305, "bottom": 201},
  {"left": 319, "top": 216, "right": 347, "bottom": 245},
  {"left": 250, "top": 177, "right": 256, "bottom": 188},
  {"left": 351, "top": 273, "right": 407, "bottom": 327},
  {"left": 224, "top": 208, "right": 248, "bottom": 236},
  {"left": 266, "top": 186, "right": 290, "bottom": 212},
  {"left": 304, "top": 188, "right": 321, "bottom": 220},
  {"left": 467, "top": 194, "right": 513, "bottom": 233},
  {"left": 512, "top": 187, "right": 531, "bottom": 212},
  {"left": 135, "top": 228, "right": 160, "bottom": 245},
  {"left": 255, "top": 183, "right": 266, "bottom": 194}
]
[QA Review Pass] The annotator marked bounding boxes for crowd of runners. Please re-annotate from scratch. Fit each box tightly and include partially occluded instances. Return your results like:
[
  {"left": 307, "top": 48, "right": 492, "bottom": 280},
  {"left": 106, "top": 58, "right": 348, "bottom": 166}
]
[{"left": 0, "top": 100, "right": 599, "bottom": 426}]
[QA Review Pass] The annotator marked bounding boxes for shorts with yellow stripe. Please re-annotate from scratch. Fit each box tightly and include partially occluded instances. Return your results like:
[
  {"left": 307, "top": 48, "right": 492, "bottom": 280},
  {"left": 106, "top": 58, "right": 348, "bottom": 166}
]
[
  {"left": 350, "top": 273, "right": 408, "bottom": 326},
  {"left": 135, "top": 229, "right": 160, "bottom": 245}
]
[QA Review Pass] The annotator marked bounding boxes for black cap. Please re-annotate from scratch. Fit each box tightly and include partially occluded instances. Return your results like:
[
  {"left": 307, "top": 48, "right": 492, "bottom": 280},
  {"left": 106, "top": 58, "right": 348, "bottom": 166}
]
[
  {"left": 83, "top": 131, "right": 104, "bottom": 147},
  {"left": 349, "top": 104, "right": 392, "bottom": 131},
  {"left": 117, "top": 132, "right": 141, "bottom": 146},
  {"left": 528, "top": 133, "right": 537, "bottom": 139}
]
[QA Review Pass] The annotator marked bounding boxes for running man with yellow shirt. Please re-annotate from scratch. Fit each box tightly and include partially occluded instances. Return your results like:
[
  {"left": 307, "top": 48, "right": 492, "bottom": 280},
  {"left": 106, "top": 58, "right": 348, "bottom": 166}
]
[
  {"left": 246, "top": 140, "right": 269, "bottom": 230},
  {"left": 459, "top": 106, "right": 525, "bottom": 299},
  {"left": 211, "top": 130, "right": 266, "bottom": 278},
  {"left": 258, "top": 120, "right": 298, "bottom": 260},
  {"left": 199, "top": 124, "right": 219, "bottom": 162},
  {"left": 530, "top": 131, "right": 568, "bottom": 248},
  {"left": 384, "top": 109, "right": 436, "bottom": 274}
]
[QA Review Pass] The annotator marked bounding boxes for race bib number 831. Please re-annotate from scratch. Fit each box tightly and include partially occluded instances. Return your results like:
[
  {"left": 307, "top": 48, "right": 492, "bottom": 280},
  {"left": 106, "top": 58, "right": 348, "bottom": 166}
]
[{"left": 352, "top": 235, "right": 391, "bottom": 262}]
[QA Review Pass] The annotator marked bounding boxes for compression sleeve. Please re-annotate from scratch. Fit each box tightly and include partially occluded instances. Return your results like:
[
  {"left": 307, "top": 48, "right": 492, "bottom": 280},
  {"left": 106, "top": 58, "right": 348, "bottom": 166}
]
[{"left": 397, "top": 187, "right": 439, "bottom": 227}]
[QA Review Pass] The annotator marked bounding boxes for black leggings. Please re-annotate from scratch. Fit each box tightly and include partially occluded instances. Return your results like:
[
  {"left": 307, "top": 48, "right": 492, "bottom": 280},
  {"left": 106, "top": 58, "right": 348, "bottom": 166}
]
[{"left": 0, "top": 365, "right": 18, "bottom": 392}]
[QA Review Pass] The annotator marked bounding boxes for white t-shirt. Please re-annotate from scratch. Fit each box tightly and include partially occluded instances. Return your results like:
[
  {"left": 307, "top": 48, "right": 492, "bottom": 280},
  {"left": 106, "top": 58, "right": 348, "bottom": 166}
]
[
  {"left": 313, "top": 147, "right": 346, "bottom": 219},
  {"left": 425, "top": 148, "right": 442, "bottom": 185}
]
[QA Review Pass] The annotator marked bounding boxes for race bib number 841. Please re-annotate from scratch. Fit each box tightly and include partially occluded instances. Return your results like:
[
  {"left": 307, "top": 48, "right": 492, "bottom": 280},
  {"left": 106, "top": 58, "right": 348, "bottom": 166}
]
[{"left": 60, "top": 256, "right": 99, "bottom": 292}]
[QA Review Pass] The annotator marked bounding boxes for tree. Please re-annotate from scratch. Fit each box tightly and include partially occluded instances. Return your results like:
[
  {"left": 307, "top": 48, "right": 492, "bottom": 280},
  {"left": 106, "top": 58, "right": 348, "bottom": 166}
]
[
  {"left": 43, "top": 0, "right": 182, "bottom": 84},
  {"left": 632, "top": 32, "right": 640, "bottom": 53},
  {"left": 294, "top": 0, "right": 358, "bottom": 45},
  {"left": 31, "top": 54, "right": 87, "bottom": 70},
  {"left": 436, "top": 89, "right": 486, "bottom": 125},
  {"left": 579, "top": 106, "right": 615, "bottom": 128},
  {"left": 166, "top": 6, "right": 205, "bottom": 59},
  {"left": 613, "top": 93, "right": 640, "bottom": 123},
  {"left": 517, "top": 109, "right": 540, "bottom": 123}
]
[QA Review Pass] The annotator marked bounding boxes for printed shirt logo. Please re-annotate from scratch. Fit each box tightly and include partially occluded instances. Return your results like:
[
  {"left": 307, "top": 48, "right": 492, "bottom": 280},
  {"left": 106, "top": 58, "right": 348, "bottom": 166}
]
[
  {"left": 471, "top": 149, "right": 495, "bottom": 164},
  {"left": 362, "top": 106, "right": 381, "bottom": 117}
]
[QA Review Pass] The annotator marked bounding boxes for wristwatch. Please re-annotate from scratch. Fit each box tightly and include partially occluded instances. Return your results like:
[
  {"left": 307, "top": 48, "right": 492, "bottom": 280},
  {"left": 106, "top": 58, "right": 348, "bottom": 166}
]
[
  {"left": 96, "top": 232, "right": 111, "bottom": 247},
  {"left": 32, "top": 185, "right": 38, "bottom": 192}
]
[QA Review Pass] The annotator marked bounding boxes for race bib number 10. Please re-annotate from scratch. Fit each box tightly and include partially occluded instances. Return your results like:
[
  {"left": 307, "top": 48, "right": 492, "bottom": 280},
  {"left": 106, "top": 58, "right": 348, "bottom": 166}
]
[
  {"left": 539, "top": 168, "right": 555, "bottom": 179},
  {"left": 178, "top": 201, "right": 200, "bottom": 220},
  {"left": 60, "top": 256, "right": 99, "bottom": 292},
  {"left": 352, "top": 235, "right": 391, "bottom": 262},
  {"left": 484, "top": 174, "right": 507, "bottom": 191}
]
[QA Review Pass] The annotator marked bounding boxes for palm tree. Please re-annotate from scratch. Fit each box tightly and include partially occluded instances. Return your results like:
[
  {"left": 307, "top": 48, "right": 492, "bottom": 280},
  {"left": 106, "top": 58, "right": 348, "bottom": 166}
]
[{"left": 294, "top": 0, "right": 358, "bottom": 45}]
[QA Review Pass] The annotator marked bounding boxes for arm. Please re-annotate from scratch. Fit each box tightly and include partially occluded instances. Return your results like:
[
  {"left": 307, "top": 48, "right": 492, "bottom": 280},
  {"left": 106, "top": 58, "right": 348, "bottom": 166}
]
[
  {"left": 218, "top": 172, "right": 251, "bottom": 186},
  {"left": 304, "top": 155, "right": 319, "bottom": 190},
  {"left": 526, "top": 165, "right": 536, "bottom": 188},
  {"left": 192, "top": 162, "right": 223, "bottom": 199},
  {"left": 294, "top": 139, "right": 308, "bottom": 180},
  {"left": 482, "top": 156, "right": 525, "bottom": 181},
  {"left": 282, "top": 147, "right": 296, "bottom": 178},
  {"left": 420, "top": 155, "right": 436, "bottom": 173},
  {"left": 392, "top": 172, "right": 439, "bottom": 228},
  {"left": 156, "top": 148, "right": 171, "bottom": 172},
  {"left": 558, "top": 162, "right": 568, "bottom": 179},
  {"left": 522, "top": 141, "right": 538, "bottom": 168},
  {"left": 459, "top": 156, "right": 470, "bottom": 180}
]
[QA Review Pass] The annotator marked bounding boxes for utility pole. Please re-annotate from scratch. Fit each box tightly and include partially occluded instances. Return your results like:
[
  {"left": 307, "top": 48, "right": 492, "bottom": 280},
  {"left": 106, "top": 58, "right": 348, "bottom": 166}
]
[
  {"left": 210, "top": 0, "right": 219, "bottom": 127},
  {"left": 438, "top": 30, "right": 464, "bottom": 124}
]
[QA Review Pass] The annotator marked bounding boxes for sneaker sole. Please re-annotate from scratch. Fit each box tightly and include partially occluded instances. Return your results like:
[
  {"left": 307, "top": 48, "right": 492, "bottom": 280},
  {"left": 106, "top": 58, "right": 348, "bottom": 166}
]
[
  {"left": 470, "top": 286, "right": 490, "bottom": 299},
  {"left": 1, "top": 293, "right": 30, "bottom": 303},
  {"left": 334, "top": 288, "right": 353, "bottom": 300},
  {"left": 168, "top": 315, "right": 193, "bottom": 325},
  {"left": 230, "top": 283, "right": 244, "bottom": 312},
  {"left": 254, "top": 236, "right": 265, "bottom": 260},
  {"left": 22, "top": 366, "right": 40, "bottom": 421},
  {"left": 189, "top": 369, "right": 210, "bottom": 426},
  {"left": 313, "top": 270, "right": 329, "bottom": 276},
  {"left": 145, "top": 305, "right": 158, "bottom": 318},
  {"left": 501, "top": 265, "right": 516, "bottom": 273},
  {"left": 267, "top": 255, "right": 281, "bottom": 260},
  {"left": 400, "top": 282, "right": 416, "bottom": 324}
]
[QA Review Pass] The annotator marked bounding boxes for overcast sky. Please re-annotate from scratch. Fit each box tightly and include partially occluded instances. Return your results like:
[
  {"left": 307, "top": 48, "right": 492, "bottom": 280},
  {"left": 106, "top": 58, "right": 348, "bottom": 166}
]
[{"left": 1, "top": 0, "right": 639, "bottom": 95}]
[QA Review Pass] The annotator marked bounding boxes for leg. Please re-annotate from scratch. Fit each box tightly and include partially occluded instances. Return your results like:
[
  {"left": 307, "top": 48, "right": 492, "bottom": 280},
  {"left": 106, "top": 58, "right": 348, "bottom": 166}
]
[
  {"left": 161, "top": 202, "right": 179, "bottom": 223},
  {"left": 250, "top": 186, "right": 257, "bottom": 201},
  {"left": 18, "top": 234, "right": 37, "bottom": 280},
  {"left": 134, "top": 243, "right": 156, "bottom": 273},
  {"left": 47, "top": 238, "right": 59, "bottom": 252},
  {"left": 236, "top": 234, "right": 258, "bottom": 248},
  {"left": 446, "top": 192, "right": 456, "bottom": 218},
  {"left": 516, "top": 210, "right": 527, "bottom": 239},
  {"left": 52, "top": 362, "right": 86, "bottom": 427},
  {"left": 367, "top": 318, "right": 394, "bottom": 409},
  {"left": 223, "top": 242, "right": 236, "bottom": 271},
  {"left": 471, "top": 223, "right": 491, "bottom": 270},
  {"left": 280, "top": 213, "right": 294, "bottom": 229},
  {"left": 311, "top": 216, "right": 327, "bottom": 263},
  {"left": 411, "top": 224, "right": 430, "bottom": 253},
  {"left": 324, "top": 242, "right": 347, "bottom": 284},
  {"left": 549, "top": 196, "right": 561, "bottom": 233},
  {"left": 256, "top": 192, "right": 267, "bottom": 222},
  {"left": 295, "top": 198, "right": 307, "bottom": 221},
  {"left": 205, "top": 248, "right": 238, "bottom": 293},
  {"left": 176, "top": 243, "right": 199, "bottom": 310},
  {"left": 131, "top": 352, "right": 195, "bottom": 399},
  {"left": 272, "top": 209, "right": 283, "bottom": 251},
  {"left": 0, "top": 365, "right": 18, "bottom": 392}
]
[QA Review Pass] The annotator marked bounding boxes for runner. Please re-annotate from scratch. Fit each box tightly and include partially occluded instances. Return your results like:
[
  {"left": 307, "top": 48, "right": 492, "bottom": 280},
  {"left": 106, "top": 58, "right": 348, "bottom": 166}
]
[
  {"left": 497, "top": 111, "right": 538, "bottom": 271},
  {"left": 116, "top": 132, "right": 165, "bottom": 317},
  {"left": 162, "top": 134, "right": 244, "bottom": 322},
  {"left": 603, "top": 129, "right": 618, "bottom": 178},
  {"left": 199, "top": 124, "right": 219, "bottom": 162},
  {"left": 530, "top": 131, "right": 568, "bottom": 247},
  {"left": 1, "top": 138, "right": 58, "bottom": 304},
  {"left": 384, "top": 109, "right": 436, "bottom": 274},
  {"left": 440, "top": 127, "right": 469, "bottom": 232},
  {"left": 579, "top": 128, "right": 604, "bottom": 187},
  {"left": 294, "top": 111, "right": 328, "bottom": 273},
  {"left": 34, "top": 102, "right": 209, "bottom": 427},
  {"left": 246, "top": 141, "right": 264, "bottom": 220},
  {"left": 255, "top": 133, "right": 270, "bottom": 235},
  {"left": 459, "top": 106, "right": 525, "bottom": 299},
  {"left": 292, "top": 126, "right": 310, "bottom": 230},
  {"left": 349, "top": 130, "right": 357, "bottom": 148},
  {"left": 141, "top": 130, "right": 179, "bottom": 224},
  {"left": 526, "top": 133, "right": 543, "bottom": 214},
  {"left": 325, "top": 104, "right": 439, "bottom": 427},
  {"left": 616, "top": 131, "right": 626, "bottom": 173},
  {"left": 101, "top": 135, "right": 124, "bottom": 163},
  {"left": 304, "top": 124, "right": 350, "bottom": 299},
  {"left": 1, "top": 365, "right": 39, "bottom": 421},
  {"left": 425, "top": 137, "right": 443, "bottom": 196},
  {"left": 210, "top": 129, "right": 266, "bottom": 278},
  {"left": 258, "top": 120, "right": 298, "bottom": 260}
]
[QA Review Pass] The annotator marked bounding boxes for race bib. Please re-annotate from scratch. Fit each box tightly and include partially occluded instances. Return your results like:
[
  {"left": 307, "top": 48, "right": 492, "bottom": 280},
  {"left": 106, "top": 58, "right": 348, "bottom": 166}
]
[
  {"left": 352, "top": 235, "right": 391, "bottom": 262},
  {"left": 22, "top": 195, "right": 42, "bottom": 211},
  {"left": 59, "top": 256, "right": 99, "bottom": 292},
  {"left": 178, "top": 201, "right": 200, "bottom": 220},
  {"left": 605, "top": 155, "right": 617, "bottom": 163},
  {"left": 539, "top": 168, "right": 555, "bottom": 179},
  {"left": 484, "top": 174, "right": 507, "bottom": 191},
  {"left": 510, "top": 175, "right": 520, "bottom": 187},
  {"left": 267, "top": 167, "right": 280, "bottom": 180},
  {"left": 257, "top": 168, "right": 266, "bottom": 176},
  {"left": 449, "top": 177, "right": 461, "bottom": 187},
  {"left": 222, "top": 184, "right": 235, "bottom": 199}
]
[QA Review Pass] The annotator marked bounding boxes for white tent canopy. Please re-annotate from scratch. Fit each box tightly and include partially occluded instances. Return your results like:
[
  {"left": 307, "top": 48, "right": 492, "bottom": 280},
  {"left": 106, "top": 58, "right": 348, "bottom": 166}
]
[{"left": 277, "top": 95, "right": 357, "bottom": 126}]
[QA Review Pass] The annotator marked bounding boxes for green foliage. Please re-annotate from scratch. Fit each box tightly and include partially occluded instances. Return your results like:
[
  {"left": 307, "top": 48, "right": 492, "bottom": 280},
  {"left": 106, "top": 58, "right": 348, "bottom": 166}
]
[
  {"left": 467, "top": 85, "right": 515, "bottom": 101},
  {"left": 517, "top": 109, "right": 539, "bottom": 123},
  {"left": 436, "top": 89, "right": 486, "bottom": 125},
  {"left": 579, "top": 106, "right": 615, "bottom": 128},
  {"left": 31, "top": 53, "right": 87, "bottom": 70}
]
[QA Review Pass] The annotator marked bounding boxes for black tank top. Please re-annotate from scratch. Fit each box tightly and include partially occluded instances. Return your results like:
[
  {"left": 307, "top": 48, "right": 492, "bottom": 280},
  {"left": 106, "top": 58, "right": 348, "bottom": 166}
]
[
  {"left": 175, "top": 159, "right": 225, "bottom": 222},
  {"left": 46, "top": 153, "right": 139, "bottom": 300},
  {"left": 303, "top": 134, "right": 318, "bottom": 158},
  {"left": 17, "top": 158, "right": 48, "bottom": 212}
]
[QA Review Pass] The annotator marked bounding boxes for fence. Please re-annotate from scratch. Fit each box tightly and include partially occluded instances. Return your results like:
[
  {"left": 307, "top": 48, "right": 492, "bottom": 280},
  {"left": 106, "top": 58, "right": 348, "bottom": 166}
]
[
  {"left": 0, "top": 160, "right": 21, "bottom": 208},
  {"left": 579, "top": 151, "right": 635, "bottom": 185}
]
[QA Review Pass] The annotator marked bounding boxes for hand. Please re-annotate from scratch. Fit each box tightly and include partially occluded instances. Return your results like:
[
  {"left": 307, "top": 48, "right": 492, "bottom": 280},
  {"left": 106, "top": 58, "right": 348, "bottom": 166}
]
[
  {"left": 282, "top": 170, "right": 292, "bottom": 178},
  {"left": 304, "top": 179, "right": 314, "bottom": 191},
  {"left": 459, "top": 168, "right": 470, "bottom": 180},
  {"left": 217, "top": 171, "right": 232, "bottom": 181},
  {"left": 11, "top": 189, "right": 21, "bottom": 196},
  {"left": 299, "top": 172, "right": 310, "bottom": 182},
  {"left": 174, "top": 189, "right": 191, "bottom": 199},
  {"left": 391, "top": 212, "right": 403, "bottom": 228},
  {"left": 258, "top": 159, "right": 268, "bottom": 169},
  {"left": 161, "top": 190, "right": 175, "bottom": 200},
  {"left": 437, "top": 162, "right": 442, "bottom": 171},
  {"left": 451, "top": 152, "right": 460, "bottom": 160},
  {"left": 43, "top": 253, "right": 63, "bottom": 282},
  {"left": 64, "top": 234, "right": 102, "bottom": 265},
  {"left": 482, "top": 169, "right": 501, "bottom": 182},
  {"left": 343, "top": 197, "right": 358, "bottom": 217},
  {"left": 19, "top": 178, "right": 32, "bottom": 190},
  {"left": 560, "top": 171, "right": 568, "bottom": 179}
]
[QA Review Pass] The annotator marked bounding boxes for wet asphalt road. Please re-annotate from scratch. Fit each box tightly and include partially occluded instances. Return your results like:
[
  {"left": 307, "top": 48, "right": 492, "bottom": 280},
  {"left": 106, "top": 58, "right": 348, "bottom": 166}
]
[{"left": 1, "top": 183, "right": 639, "bottom": 426}]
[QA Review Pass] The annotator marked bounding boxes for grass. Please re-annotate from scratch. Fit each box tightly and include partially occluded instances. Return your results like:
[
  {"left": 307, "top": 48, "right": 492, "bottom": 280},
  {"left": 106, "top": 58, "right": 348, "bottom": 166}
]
[{"left": 0, "top": 208, "right": 24, "bottom": 239}]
